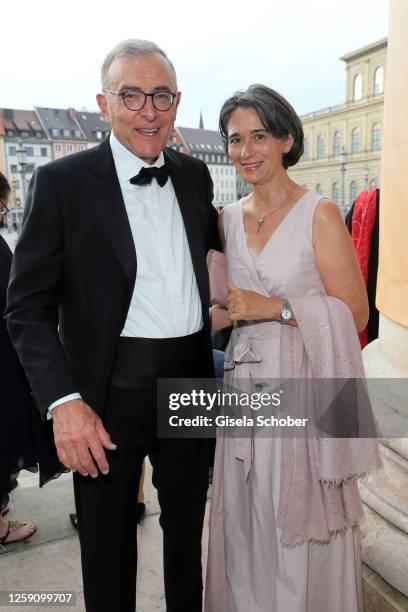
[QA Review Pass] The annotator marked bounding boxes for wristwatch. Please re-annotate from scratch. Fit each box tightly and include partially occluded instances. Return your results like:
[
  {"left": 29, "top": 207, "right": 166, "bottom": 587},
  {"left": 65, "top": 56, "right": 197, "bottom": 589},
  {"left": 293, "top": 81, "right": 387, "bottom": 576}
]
[{"left": 280, "top": 298, "right": 293, "bottom": 322}]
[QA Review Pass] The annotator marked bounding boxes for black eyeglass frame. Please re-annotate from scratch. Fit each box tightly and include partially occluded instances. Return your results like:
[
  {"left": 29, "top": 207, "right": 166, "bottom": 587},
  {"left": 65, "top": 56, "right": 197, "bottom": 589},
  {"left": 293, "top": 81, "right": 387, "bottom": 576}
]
[
  {"left": 0, "top": 199, "right": 10, "bottom": 216},
  {"left": 104, "top": 89, "right": 177, "bottom": 112}
]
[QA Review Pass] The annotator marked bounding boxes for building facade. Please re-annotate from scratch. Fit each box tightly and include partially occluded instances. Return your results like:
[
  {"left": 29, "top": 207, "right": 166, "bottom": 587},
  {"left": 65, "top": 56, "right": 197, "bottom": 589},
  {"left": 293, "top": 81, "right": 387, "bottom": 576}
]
[
  {"left": 289, "top": 38, "right": 386, "bottom": 215},
  {"left": 1, "top": 109, "right": 52, "bottom": 227},
  {"left": 35, "top": 107, "right": 109, "bottom": 159},
  {"left": 171, "top": 126, "right": 237, "bottom": 210}
]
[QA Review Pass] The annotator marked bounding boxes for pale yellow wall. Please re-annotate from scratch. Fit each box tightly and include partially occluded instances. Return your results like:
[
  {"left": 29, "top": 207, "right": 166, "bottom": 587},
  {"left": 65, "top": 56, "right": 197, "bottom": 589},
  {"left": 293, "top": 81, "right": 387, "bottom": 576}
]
[
  {"left": 376, "top": 0, "right": 408, "bottom": 327},
  {"left": 345, "top": 44, "right": 387, "bottom": 102}
]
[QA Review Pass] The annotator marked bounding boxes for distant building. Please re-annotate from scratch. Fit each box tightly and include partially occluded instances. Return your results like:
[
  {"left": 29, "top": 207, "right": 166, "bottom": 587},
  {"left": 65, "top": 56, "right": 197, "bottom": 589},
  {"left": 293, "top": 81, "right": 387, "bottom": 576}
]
[
  {"left": 35, "top": 107, "right": 109, "bottom": 159},
  {"left": 0, "top": 113, "right": 6, "bottom": 178},
  {"left": 1, "top": 108, "right": 52, "bottom": 227},
  {"left": 289, "top": 38, "right": 386, "bottom": 215},
  {"left": 170, "top": 126, "right": 236, "bottom": 210},
  {"left": 70, "top": 109, "right": 111, "bottom": 148}
]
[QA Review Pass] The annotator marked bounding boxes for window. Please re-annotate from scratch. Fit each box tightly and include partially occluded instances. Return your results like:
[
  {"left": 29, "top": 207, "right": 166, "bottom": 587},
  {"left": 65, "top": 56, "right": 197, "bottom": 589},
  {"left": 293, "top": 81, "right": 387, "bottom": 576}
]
[
  {"left": 25, "top": 147, "right": 34, "bottom": 156},
  {"left": 332, "top": 132, "right": 341, "bottom": 156},
  {"left": 10, "top": 164, "right": 17, "bottom": 173},
  {"left": 371, "top": 124, "right": 381, "bottom": 151},
  {"left": 96, "top": 131, "right": 102, "bottom": 139},
  {"left": 349, "top": 180, "right": 358, "bottom": 205},
  {"left": 52, "top": 128, "right": 59, "bottom": 137},
  {"left": 36, "top": 132, "right": 42, "bottom": 138},
  {"left": 41, "top": 147, "right": 48, "bottom": 156},
  {"left": 66, "top": 144, "right": 73, "bottom": 152},
  {"left": 351, "top": 127, "right": 361, "bottom": 153},
  {"left": 353, "top": 74, "right": 362, "bottom": 101},
  {"left": 78, "top": 144, "right": 85, "bottom": 151},
  {"left": 303, "top": 137, "right": 308, "bottom": 160},
  {"left": 374, "top": 66, "right": 384, "bottom": 95},
  {"left": 15, "top": 179, "right": 20, "bottom": 189},
  {"left": 20, "top": 131, "right": 29, "bottom": 137},
  {"left": 63, "top": 129, "right": 70, "bottom": 137},
  {"left": 316, "top": 183, "right": 322, "bottom": 195},
  {"left": 316, "top": 135, "right": 325, "bottom": 159},
  {"left": 6, "top": 130, "right": 14, "bottom": 137},
  {"left": 55, "top": 144, "right": 62, "bottom": 152},
  {"left": 331, "top": 182, "right": 339, "bottom": 203},
  {"left": 8, "top": 146, "right": 16, "bottom": 156}
]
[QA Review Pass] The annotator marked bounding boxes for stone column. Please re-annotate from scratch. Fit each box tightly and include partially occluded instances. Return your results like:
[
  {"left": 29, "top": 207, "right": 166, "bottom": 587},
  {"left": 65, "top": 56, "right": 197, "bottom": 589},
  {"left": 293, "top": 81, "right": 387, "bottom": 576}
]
[{"left": 359, "top": 0, "right": 408, "bottom": 607}]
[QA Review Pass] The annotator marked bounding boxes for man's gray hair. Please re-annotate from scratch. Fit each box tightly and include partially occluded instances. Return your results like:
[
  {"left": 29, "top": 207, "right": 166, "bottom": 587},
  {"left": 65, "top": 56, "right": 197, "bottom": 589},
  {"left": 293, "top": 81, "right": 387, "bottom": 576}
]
[{"left": 101, "top": 39, "right": 177, "bottom": 90}]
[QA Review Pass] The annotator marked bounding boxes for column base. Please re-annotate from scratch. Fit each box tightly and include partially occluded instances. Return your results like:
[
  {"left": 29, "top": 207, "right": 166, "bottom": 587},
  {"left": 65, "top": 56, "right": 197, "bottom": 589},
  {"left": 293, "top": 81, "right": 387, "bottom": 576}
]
[{"left": 364, "top": 564, "right": 408, "bottom": 611}]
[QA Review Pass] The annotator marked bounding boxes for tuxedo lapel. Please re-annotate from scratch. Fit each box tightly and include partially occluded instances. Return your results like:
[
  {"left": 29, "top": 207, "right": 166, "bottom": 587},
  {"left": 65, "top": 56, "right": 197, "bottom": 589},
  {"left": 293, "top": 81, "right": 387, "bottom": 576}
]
[
  {"left": 164, "top": 147, "right": 209, "bottom": 308},
  {"left": 84, "top": 139, "right": 136, "bottom": 294}
]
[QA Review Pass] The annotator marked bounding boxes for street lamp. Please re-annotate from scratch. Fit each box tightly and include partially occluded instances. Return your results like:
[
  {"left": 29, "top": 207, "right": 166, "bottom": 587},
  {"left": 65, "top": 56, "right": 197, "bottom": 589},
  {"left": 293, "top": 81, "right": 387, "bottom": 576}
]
[
  {"left": 16, "top": 140, "right": 27, "bottom": 207},
  {"left": 363, "top": 166, "right": 369, "bottom": 190},
  {"left": 339, "top": 148, "right": 348, "bottom": 216}
]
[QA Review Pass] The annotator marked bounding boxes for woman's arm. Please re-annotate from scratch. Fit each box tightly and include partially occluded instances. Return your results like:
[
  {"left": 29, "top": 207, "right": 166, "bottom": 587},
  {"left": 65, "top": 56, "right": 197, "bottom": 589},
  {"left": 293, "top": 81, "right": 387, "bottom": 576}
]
[{"left": 313, "top": 199, "right": 369, "bottom": 331}]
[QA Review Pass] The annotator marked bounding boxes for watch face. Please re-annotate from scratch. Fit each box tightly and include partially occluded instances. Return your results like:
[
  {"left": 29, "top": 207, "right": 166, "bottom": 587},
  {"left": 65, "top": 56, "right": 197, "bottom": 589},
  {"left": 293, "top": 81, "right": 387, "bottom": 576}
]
[{"left": 281, "top": 306, "right": 292, "bottom": 321}]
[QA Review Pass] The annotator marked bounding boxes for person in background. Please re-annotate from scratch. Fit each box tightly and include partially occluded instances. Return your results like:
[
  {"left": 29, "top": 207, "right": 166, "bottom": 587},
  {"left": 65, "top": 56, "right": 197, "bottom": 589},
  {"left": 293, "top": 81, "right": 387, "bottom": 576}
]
[{"left": 0, "top": 172, "right": 63, "bottom": 547}]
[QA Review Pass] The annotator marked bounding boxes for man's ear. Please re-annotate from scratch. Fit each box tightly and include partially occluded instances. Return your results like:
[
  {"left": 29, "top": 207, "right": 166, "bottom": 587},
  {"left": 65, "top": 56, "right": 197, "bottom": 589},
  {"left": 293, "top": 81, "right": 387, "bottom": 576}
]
[
  {"left": 174, "top": 91, "right": 181, "bottom": 113},
  {"left": 96, "top": 93, "right": 111, "bottom": 124}
]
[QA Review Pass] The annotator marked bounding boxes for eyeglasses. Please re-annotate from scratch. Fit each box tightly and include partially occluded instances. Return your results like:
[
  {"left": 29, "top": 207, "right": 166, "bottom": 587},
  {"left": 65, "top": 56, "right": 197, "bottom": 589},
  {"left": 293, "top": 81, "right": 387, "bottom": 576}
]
[
  {"left": 0, "top": 200, "right": 9, "bottom": 216},
  {"left": 104, "top": 89, "right": 177, "bottom": 112}
]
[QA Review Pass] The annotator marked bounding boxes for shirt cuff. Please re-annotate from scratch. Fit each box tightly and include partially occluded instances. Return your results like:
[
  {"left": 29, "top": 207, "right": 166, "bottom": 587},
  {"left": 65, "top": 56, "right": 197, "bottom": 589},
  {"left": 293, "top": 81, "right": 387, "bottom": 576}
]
[{"left": 47, "top": 393, "right": 82, "bottom": 420}]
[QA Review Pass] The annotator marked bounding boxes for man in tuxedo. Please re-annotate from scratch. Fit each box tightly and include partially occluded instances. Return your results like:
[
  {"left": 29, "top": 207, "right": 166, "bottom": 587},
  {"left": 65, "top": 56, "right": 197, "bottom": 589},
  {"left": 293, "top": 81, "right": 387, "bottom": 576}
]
[{"left": 6, "top": 39, "right": 219, "bottom": 612}]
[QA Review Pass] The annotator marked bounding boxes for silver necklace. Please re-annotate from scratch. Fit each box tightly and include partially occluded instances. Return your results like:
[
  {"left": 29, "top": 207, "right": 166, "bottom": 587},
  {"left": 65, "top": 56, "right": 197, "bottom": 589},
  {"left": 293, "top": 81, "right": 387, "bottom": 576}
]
[{"left": 253, "top": 185, "right": 297, "bottom": 234}]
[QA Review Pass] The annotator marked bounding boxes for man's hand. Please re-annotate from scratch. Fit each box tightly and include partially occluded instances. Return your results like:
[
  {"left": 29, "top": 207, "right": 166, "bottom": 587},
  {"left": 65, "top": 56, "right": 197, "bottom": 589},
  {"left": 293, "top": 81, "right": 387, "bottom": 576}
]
[{"left": 52, "top": 399, "right": 117, "bottom": 478}]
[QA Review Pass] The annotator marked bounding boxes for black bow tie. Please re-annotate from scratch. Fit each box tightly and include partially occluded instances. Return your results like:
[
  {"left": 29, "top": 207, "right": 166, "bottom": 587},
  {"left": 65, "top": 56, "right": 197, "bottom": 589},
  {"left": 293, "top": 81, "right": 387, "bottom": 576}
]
[{"left": 130, "top": 164, "right": 171, "bottom": 187}]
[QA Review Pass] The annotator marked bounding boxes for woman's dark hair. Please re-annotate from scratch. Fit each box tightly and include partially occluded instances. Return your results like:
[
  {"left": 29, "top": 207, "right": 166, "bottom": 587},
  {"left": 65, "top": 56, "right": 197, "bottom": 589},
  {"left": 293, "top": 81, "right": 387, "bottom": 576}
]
[
  {"left": 0, "top": 172, "right": 10, "bottom": 201},
  {"left": 219, "top": 84, "right": 304, "bottom": 169}
]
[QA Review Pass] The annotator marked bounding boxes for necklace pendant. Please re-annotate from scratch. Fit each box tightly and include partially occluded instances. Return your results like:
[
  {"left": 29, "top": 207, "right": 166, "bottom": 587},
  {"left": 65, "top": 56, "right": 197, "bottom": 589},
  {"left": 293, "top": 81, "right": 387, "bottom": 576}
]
[{"left": 257, "top": 217, "right": 264, "bottom": 234}]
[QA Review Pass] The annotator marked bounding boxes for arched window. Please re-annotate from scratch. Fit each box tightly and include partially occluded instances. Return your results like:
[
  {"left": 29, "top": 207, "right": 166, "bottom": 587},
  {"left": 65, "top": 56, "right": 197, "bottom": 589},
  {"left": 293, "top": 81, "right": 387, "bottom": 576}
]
[
  {"left": 371, "top": 123, "right": 382, "bottom": 150},
  {"left": 369, "top": 178, "right": 377, "bottom": 189},
  {"left": 316, "top": 135, "right": 325, "bottom": 159},
  {"left": 374, "top": 66, "right": 384, "bottom": 95},
  {"left": 303, "top": 137, "right": 309, "bottom": 160},
  {"left": 351, "top": 127, "right": 361, "bottom": 153},
  {"left": 331, "top": 182, "right": 339, "bottom": 203},
  {"left": 332, "top": 132, "right": 341, "bottom": 156},
  {"left": 349, "top": 181, "right": 358, "bottom": 205},
  {"left": 316, "top": 183, "right": 322, "bottom": 195},
  {"left": 353, "top": 74, "right": 362, "bottom": 101}
]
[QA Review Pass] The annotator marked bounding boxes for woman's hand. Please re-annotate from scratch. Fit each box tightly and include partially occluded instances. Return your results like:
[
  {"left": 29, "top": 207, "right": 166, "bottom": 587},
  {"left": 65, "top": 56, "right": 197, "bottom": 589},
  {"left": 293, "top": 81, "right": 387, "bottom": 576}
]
[{"left": 227, "top": 283, "right": 281, "bottom": 321}]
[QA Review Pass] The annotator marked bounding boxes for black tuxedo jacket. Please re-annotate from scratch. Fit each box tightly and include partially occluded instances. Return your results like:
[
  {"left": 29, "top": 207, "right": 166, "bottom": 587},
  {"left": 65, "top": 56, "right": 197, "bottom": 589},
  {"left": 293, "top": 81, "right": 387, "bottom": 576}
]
[{"left": 6, "top": 138, "right": 220, "bottom": 420}]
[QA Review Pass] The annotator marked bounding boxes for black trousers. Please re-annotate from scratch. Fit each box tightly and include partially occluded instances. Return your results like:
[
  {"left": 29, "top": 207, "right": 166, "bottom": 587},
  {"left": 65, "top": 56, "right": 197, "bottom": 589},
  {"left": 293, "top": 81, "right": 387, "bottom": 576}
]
[{"left": 73, "top": 331, "right": 210, "bottom": 612}]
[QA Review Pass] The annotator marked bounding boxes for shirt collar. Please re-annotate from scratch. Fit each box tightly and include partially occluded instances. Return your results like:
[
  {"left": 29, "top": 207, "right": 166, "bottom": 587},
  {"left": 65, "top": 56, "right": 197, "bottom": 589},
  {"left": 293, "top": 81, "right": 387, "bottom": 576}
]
[{"left": 109, "top": 132, "right": 165, "bottom": 184}]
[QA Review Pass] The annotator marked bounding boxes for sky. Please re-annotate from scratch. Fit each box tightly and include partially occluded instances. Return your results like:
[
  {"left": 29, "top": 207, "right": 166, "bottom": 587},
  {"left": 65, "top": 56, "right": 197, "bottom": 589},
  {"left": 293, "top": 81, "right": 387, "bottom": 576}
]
[{"left": 1, "top": 0, "right": 389, "bottom": 130}]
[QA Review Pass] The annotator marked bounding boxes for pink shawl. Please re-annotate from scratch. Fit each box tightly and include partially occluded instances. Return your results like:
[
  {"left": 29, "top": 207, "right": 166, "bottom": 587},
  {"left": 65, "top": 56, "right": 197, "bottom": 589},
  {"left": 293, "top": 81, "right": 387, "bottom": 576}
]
[{"left": 277, "top": 296, "right": 381, "bottom": 546}]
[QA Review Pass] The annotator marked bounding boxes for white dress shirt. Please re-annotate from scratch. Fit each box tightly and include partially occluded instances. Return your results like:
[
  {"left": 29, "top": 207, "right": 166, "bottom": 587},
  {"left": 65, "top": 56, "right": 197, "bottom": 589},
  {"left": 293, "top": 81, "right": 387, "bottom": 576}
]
[{"left": 48, "top": 132, "right": 203, "bottom": 416}]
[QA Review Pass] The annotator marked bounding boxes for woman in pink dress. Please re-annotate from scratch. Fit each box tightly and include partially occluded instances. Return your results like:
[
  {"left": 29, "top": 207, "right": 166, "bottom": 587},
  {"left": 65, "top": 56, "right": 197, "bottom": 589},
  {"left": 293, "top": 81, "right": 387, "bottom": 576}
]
[{"left": 205, "top": 85, "right": 380, "bottom": 612}]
